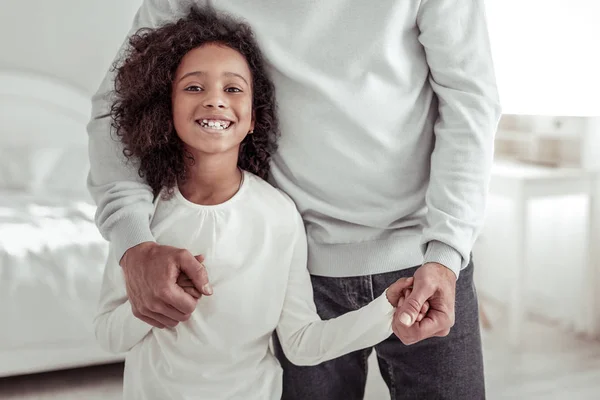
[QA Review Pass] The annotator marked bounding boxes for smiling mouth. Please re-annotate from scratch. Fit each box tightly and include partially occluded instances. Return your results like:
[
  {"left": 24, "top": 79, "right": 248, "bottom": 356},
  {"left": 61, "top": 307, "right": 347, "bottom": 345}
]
[{"left": 196, "top": 119, "right": 233, "bottom": 131}]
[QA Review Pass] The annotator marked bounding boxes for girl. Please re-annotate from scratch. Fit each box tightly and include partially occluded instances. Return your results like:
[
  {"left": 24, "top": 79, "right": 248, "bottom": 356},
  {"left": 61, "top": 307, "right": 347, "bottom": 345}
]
[{"left": 94, "top": 7, "right": 426, "bottom": 400}]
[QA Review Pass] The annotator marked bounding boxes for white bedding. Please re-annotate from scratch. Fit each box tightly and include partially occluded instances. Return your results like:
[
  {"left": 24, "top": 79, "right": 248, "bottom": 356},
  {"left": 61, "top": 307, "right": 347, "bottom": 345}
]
[
  {"left": 0, "top": 70, "right": 126, "bottom": 377},
  {"left": 0, "top": 190, "right": 121, "bottom": 376}
]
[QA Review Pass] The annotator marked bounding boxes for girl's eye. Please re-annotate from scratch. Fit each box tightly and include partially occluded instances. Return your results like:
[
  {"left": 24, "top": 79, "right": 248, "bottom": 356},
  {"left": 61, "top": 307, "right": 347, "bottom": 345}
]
[
  {"left": 225, "top": 87, "right": 242, "bottom": 93},
  {"left": 184, "top": 86, "right": 203, "bottom": 92}
]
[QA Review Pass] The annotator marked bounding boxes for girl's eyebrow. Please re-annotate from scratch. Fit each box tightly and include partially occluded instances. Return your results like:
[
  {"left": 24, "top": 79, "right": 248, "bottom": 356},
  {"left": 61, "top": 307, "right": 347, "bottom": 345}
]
[
  {"left": 223, "top": 72, "right": 250, "bottom": 86},
  {"left": 178, "top": 71, "right": 249, "bottom": 86}
]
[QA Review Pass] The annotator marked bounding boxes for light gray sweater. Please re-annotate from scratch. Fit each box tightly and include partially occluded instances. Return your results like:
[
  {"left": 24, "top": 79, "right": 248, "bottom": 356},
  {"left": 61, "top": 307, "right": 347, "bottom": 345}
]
[{"left": 87, "top": 0, "right": 501, "bottom": 278}]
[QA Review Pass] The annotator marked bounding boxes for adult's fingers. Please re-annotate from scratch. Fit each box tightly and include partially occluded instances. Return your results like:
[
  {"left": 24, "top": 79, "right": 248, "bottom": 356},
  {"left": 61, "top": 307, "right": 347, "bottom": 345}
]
[
  {"left": 160, "top": 252, "right": 206, "bottom": 315},
  {"left": 397, "top": 277, "right": 435, "bottom": 327},
  {"left": 402, "top": 289, "right": 429, "bottom": 322},
  {"left": 134, "top": 306, "right": 179, "bottom": 328},
  {"left": 177, "top": 275, "right": 202, "bottom": 298},
  {"left": 179, "top": 253, "right": 212, "bottom": 296},
  {"left": 146, "top": 309, "right": 179, "bottom": 328},
  {"left": 416, "top": 301, "right": 430, "bottom": 322},
  {"left": 152, "top": 294, "right": 194, "bottom": 321},
  {"left": 413, "top": 311, "right": 449, "bottom": 341},
  {"left": 176, "top": 274, "right": 193, "bottom": 287},
  {"left": 397, "top": 296, "right": 428, "bottom": 323},
  {"left": 182, "top": 286, "right": 202, "bottom": 299},
  {"left": 159, "top": 281, "right": 198, "bottom": 316}
]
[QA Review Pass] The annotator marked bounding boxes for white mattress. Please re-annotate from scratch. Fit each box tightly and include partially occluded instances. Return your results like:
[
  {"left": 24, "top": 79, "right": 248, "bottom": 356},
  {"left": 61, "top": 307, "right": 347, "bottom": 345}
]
[{"left": 0, "top": 190, "right": 120, "bottom": 376}]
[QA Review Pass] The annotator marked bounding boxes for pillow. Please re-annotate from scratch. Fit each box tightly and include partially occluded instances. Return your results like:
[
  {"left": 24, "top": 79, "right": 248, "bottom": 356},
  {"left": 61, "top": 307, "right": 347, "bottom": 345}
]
[
  {"left": 0, "top": 147, "right": 63, "bottom": 192},
  {"left": 43, "top": 146, "right": 92, "bottom": 200},
  {"left": 0, "top": 146, "right": 91, "bottom": 201}
]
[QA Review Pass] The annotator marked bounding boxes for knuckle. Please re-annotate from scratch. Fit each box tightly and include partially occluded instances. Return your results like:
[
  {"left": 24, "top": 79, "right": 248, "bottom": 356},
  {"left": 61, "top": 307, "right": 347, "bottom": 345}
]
[
  {"left": 180, "top": 313, "right": 192, "bottom": 322},
  {"left": 165, "top": 320, "right": 178, "bottom": 328},
  {"left": 405, "top": 298, "right": 422, "bottom": 314},
  {"left": 400, "top": 336, "right": 415, "bottom": 346},
  {"left": 396, "top": 329, "right": 414, "bottom": 344},
  {"left": 175, "top": 300, "right": 194, "bottom": 315},
  {"left": 157, "top": 287, "right": 173, "bottom": 301},
  {"left": 176, "top": 249, "right": 192, "bottom": 260},
  {"left": 195, "top": 267, "right": 207, "bottom": 278},
  {"left": 137, "top": 303, "right": 151, "bottom": 314},
  {"left": 147, "top": 300, "right": 162, "bottom": 313},
  {"left": 183, "top": 303, "right": 196, "bottom": 315},
  {"left": 139, "top": 316, "right": 154, "bottom": 327}
]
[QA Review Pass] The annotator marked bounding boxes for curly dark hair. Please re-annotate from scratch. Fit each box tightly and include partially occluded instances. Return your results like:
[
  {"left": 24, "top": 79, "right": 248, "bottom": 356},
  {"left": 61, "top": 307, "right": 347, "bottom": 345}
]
[{"left": 110, "top": 7, "right": 279, "bottom": 196}]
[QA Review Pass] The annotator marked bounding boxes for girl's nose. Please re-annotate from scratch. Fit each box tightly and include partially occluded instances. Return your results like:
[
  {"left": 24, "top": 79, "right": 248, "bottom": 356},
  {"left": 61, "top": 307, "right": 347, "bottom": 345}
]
[{"left": 202, "top": 90, "right": 227, "bottom": 109}]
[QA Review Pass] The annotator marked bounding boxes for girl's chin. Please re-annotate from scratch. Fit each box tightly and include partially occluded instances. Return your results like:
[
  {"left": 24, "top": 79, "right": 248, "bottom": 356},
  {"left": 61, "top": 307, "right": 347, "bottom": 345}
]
[{"left": 183, "top": 141, "right": 242, "bottom": 157}]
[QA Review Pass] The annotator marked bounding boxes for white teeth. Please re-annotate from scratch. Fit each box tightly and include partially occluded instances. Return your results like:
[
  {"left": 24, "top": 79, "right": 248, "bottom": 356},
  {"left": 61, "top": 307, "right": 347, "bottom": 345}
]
[{"left": 199, "top": 119, "right": 231, "bottom": 130}]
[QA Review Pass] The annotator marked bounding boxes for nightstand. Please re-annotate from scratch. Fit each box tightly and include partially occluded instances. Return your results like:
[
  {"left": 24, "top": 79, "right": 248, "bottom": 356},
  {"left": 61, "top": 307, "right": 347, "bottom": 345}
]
[{"left": 487, "top": 159, "right": 595, "bottom": 347}]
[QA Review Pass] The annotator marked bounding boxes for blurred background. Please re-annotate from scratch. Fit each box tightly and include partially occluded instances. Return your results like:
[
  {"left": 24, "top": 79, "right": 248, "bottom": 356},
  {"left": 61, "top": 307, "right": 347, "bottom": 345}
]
[{"left": 0, "top": 0, "right": 599, "bottom": 399}]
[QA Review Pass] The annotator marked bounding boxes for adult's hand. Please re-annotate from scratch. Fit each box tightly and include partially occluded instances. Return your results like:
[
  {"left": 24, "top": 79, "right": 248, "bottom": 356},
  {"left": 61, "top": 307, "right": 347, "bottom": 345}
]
[
  {"left": 393, "top": 262, "right": 456, "bottom": 345},
  {"left": 120, "top": 242, "right": 212, "bottom": 328},
  {"left": 385, "top": 277, "right": 430, "bottom": 319}
]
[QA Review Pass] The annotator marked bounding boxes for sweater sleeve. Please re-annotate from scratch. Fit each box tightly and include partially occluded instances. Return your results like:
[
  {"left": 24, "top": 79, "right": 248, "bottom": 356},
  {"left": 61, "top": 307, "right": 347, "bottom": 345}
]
[
  {"left": 87, "top": 0, "right": 204, "bottom": 262},
  {"left": 416, "top": 0, "right": 502, "bottom": 278},
  {"left": 275, "top": 212, "right": 395, "bottom": 366},
  {"left": 94, "top": 247, "right": 153, "bottom": 354}
]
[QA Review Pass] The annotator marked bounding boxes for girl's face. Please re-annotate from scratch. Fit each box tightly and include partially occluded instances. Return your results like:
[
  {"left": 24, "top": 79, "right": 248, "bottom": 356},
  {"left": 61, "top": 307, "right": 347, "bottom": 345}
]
[{"left": 172, "top": 43, "right": 255, "bottom": 159}]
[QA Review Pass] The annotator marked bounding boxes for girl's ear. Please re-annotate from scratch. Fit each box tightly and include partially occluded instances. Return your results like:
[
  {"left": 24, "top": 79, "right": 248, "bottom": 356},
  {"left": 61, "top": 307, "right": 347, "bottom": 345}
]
[{"left": 249, "top": 111, "right": 256, "bottom": 134}]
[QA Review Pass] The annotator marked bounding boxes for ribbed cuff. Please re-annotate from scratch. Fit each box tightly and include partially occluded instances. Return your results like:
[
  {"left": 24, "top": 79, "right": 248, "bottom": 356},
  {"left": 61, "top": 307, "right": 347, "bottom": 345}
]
[
  {"left": 423, "top": 241, "right": 462, "bottom": 279},
  {"left": 108, "top": 212, "right": 156, "bottom": 264}
]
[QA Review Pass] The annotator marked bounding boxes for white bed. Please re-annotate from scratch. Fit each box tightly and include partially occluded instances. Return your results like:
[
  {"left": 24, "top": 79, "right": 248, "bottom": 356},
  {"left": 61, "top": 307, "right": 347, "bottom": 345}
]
[{"left": 0, "top": 71, "right": 123, "bottom": 377}]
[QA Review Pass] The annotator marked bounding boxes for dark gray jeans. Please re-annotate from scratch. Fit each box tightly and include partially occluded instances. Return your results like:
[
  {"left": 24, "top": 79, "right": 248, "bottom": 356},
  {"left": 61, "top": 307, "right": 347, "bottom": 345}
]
[{"left": 273, "top": 261, "right": 485, "bottom": 400}]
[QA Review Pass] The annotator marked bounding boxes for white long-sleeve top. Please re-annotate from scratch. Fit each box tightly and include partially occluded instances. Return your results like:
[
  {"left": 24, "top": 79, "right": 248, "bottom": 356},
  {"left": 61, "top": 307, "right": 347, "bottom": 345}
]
[
  {"left": 94, "top": 171, "right": 395, "bottom": 400},
  {"left": 88, "top": 0, "right": 501, "bottom": 279}
]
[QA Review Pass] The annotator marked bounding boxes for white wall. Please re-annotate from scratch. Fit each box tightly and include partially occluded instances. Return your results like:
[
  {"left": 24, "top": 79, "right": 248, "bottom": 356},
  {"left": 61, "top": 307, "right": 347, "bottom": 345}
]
[
  {"left": 0, "top": 0, "right": 142, "bottom": 96},
  {"left": 486, "top": 0, "right": 600, "bottom": 116}
]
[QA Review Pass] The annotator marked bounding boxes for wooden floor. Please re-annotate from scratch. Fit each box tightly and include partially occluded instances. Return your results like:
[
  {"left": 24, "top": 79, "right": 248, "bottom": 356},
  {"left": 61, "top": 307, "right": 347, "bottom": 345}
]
[{"left": 2, "top": 302, "right": 600, "bottom": 399}]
